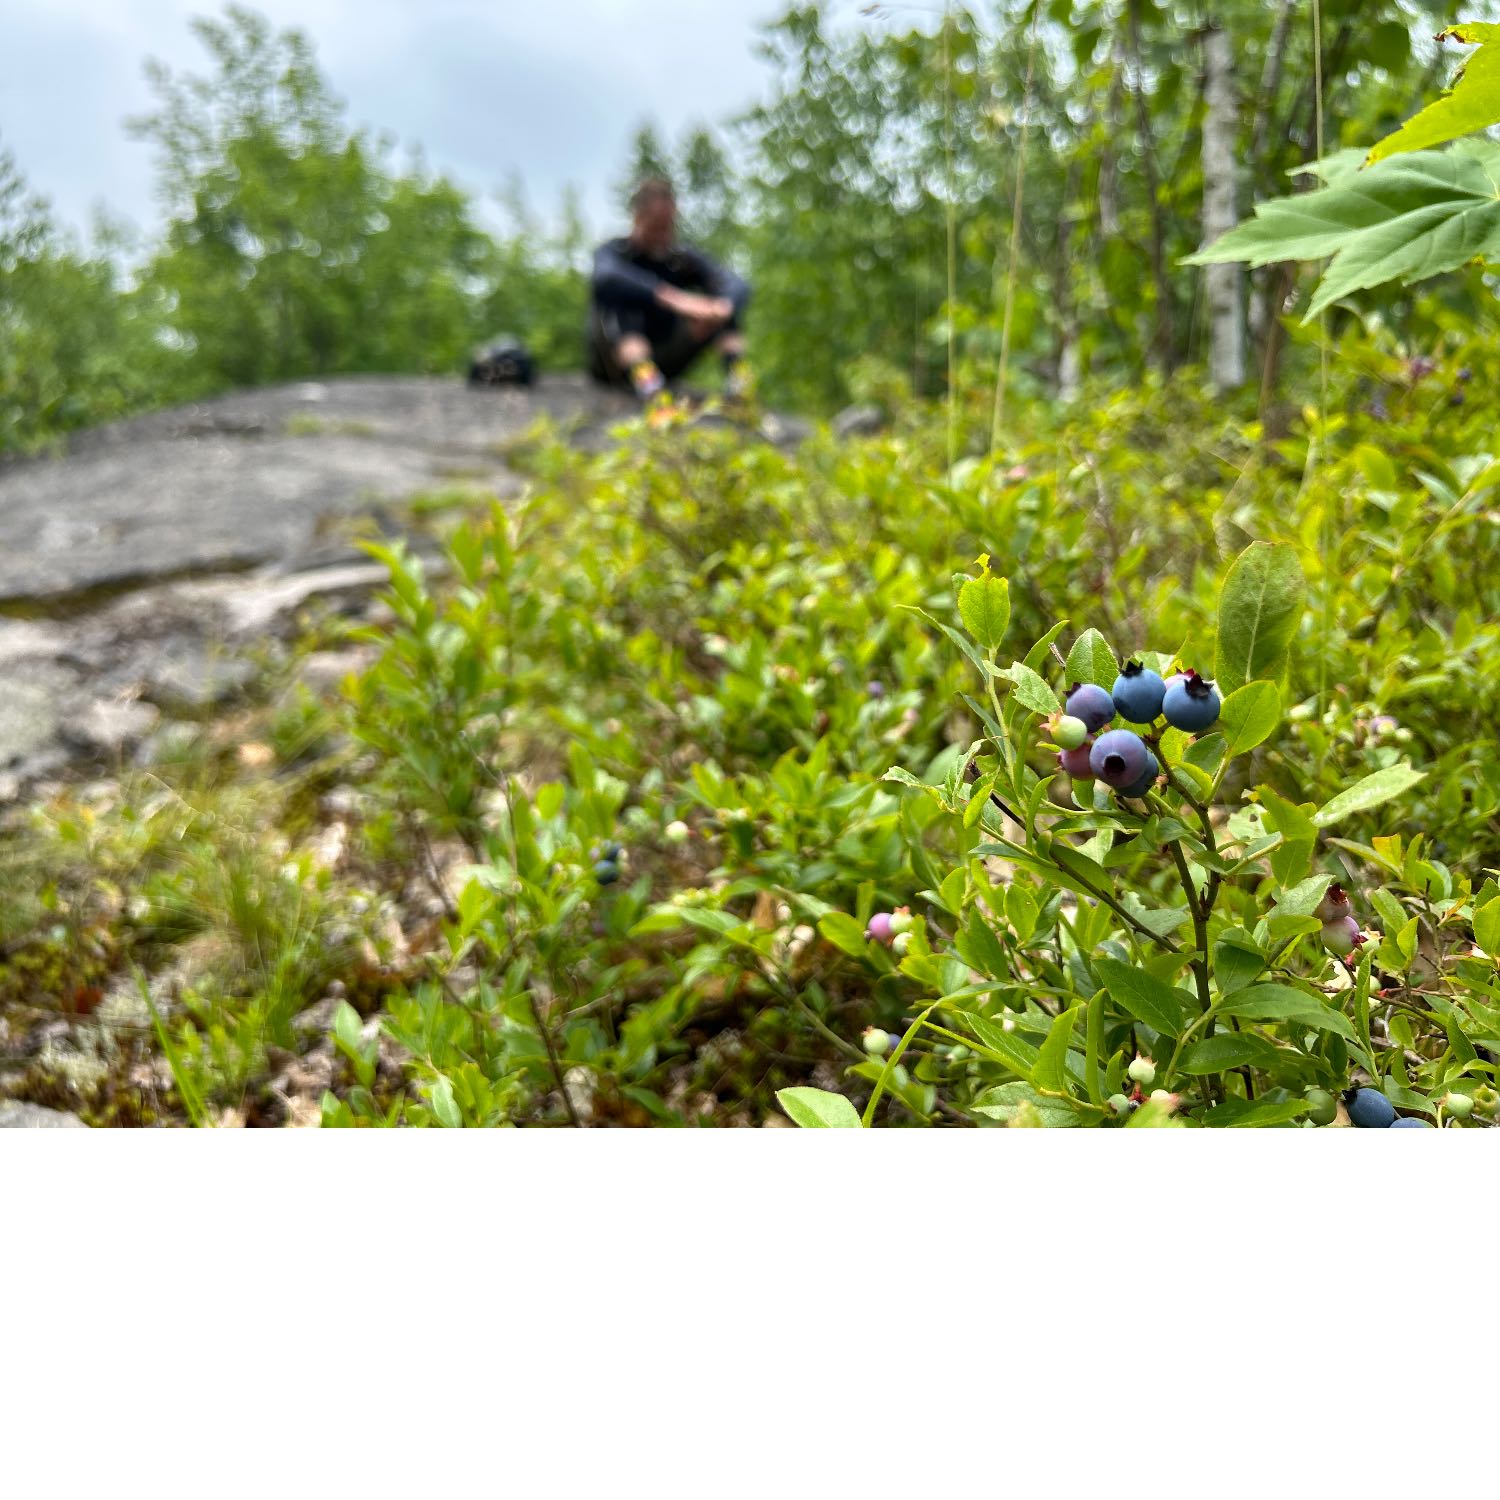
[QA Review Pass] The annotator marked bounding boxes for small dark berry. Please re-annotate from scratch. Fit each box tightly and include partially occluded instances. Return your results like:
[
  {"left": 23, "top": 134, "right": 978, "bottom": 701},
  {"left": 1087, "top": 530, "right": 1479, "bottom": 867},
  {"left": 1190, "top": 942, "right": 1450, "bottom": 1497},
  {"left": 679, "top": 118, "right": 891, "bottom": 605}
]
[
  {"left": 1064, "top": 683, "right": 1116, "bottom": 734},
  {"left": 1346, "top": 1087, "right": 1395, "bottom": 1128},
  {"left": 1111, "top": 661, "right": 1166, "bottom": 724}
]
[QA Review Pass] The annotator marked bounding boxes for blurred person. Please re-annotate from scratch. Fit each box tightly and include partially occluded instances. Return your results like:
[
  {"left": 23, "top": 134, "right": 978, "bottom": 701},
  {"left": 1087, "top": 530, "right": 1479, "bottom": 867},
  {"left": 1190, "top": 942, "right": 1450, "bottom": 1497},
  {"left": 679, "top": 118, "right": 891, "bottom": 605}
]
[{"left": 588, "top": 178, "right": 751, "bottom": 401}]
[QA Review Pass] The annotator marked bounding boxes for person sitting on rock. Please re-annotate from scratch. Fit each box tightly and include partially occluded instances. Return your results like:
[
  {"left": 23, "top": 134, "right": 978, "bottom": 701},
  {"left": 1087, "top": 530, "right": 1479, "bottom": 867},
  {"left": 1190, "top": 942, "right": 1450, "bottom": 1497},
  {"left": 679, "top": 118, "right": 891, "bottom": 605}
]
[{"left": 587, "top": 177, "right": 751, "bottom": 402}]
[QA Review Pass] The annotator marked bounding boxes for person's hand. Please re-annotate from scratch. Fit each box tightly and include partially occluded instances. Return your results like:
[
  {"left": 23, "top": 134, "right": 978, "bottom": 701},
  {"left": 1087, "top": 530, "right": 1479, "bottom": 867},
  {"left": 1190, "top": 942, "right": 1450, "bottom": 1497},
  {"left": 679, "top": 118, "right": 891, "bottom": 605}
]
[{"left": 657, "top": 286, "right": 733, "bottom": 331}]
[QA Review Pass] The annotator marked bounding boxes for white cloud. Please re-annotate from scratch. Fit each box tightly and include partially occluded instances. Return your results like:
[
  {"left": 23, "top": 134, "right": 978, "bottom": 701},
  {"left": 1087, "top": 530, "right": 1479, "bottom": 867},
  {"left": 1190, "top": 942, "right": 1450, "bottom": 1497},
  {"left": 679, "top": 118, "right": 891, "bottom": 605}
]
[{"left": 2, "top": 0, "right": 824, "bottom": 242}]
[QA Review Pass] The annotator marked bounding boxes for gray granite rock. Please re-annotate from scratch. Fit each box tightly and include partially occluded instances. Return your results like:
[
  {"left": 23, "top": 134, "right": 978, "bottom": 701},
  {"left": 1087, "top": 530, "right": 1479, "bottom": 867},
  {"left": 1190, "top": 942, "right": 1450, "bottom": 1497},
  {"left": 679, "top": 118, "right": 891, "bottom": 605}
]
[{"left": 0, "top": 1101, "right": 87, "bottom": 1128}]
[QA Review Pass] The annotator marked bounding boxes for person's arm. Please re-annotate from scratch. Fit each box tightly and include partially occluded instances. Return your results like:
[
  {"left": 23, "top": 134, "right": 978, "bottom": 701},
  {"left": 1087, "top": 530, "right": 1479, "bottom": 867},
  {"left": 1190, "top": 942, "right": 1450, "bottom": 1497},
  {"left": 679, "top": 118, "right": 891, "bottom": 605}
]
[
  {"left": 684, "top": 248, "right": 751, "bottom": 316},
  {"left": 592, "top": 242, "right": 664, "bottom": 309}
]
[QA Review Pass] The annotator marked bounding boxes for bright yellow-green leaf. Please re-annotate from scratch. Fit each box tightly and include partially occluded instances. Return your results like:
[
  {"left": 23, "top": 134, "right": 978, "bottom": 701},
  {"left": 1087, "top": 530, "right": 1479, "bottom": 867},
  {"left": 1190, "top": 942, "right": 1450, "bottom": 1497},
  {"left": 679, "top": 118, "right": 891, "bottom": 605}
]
[{"left": 1367, "top": 24, "right": 1500, "bottom": 164}]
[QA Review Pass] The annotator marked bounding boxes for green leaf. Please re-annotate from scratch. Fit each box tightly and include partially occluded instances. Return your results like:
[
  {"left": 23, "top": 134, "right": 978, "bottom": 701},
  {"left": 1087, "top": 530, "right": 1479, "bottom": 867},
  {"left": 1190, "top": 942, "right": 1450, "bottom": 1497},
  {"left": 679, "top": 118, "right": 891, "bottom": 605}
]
[
  {"left": 1065, "top": 628, "right": 1117, "bottom": 689},
  {"left": 971, "top": 1081, "right": 1081, "bottom": 1127},
  {"left": 958, "top": 572, "right": 1011, "bottom": 651},
  {"left": 1312, "top": 765, "right": 1427, "bottom": 828},
  {"left": 430, "top": 1076, "right": 462, "bottom": 1129},
  {"left": 1178, "top": 1033, "right": 1282, "bottom": 1074},
  {"left": 1367, "top": 25, "right": 1500, "bottom": 164},
  {"left": 1273, "top": 874, "right": 1334, "bottom": 919},
  {"left": 1200, "top": 1097, "right": 1308, "bottom": 1128},
  {"left": 1218, "top": 984, "right": 1356, "bottom": 1040},
  {"left": 1092, "top": 957, "right": 1190, "bottom": 1039},
  {"left": 1214, "top": 543, "right": 1305, "bottom": 697},
  {"left": 1033, "top": 1005, "right": 1082, "bottom": 1095},
  {"left": 999, "top": 661, "right": 1061, "bottom": 716},
  {"left": 777, "top": 1087, "right": 862, "bottom": 1128},
  {"left": 1475, "top": 896, "right": 1500, "bottom": 957},
  {"left": 1211, "top": 935, "right": 1265, "bottom": 995},
  {"left": 819, "top": 911, "right": 873, "bottom": 959},
  {"left": 1189, "top": 141, "right": 1500, "bottom": 318},
  {"left": 947, "top": 1009, "right": 1041, "bottom": 1080},
  {"left": 1217, "top": 681, "right": 1280, "bottom": 758}
]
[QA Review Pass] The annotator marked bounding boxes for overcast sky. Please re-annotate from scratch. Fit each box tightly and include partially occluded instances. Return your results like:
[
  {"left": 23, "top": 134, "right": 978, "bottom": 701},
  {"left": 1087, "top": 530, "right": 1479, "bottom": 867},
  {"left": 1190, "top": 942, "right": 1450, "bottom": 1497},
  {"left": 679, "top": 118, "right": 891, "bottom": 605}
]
[{"left": 2, "top": 0, "right": 876, "bottom": 244}]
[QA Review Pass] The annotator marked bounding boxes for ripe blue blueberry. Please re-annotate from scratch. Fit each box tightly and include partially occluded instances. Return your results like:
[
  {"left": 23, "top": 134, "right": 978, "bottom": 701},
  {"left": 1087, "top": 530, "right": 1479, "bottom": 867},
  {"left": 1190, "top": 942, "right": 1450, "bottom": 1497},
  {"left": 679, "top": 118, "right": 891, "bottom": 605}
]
[
  {"left": 1112, "top": 661, "right": 1166, "bottom": 723},
  {"left": 1089, "top": 728, "right": 1150, "bottom": 789},
  {"left": 1064, "top": 683, "right": 1116, "bottom": 734},
  {"left": 1389, "top": 1117, "right": 1432, "bottom": 1128},
  {"left": 1346, "top": 1087, "right": 1396, "bottom": 1128},
  {"left": 593, "top": 860, "right": 620, "bottom": 885},
  {"left": 1118, "top": 751, "right": 1160, "bottom": 798},
  {"left": 1161, "top": 671, "right": 1221, "bottom": 732}
]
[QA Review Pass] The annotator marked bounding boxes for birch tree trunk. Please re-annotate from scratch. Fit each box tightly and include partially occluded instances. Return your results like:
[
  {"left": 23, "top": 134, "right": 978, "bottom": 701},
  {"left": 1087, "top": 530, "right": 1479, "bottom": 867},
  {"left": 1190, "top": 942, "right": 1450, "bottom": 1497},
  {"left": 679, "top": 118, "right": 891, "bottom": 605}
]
[{"left": 1201, "top": 23, "right": 1244, "bottom": 392}]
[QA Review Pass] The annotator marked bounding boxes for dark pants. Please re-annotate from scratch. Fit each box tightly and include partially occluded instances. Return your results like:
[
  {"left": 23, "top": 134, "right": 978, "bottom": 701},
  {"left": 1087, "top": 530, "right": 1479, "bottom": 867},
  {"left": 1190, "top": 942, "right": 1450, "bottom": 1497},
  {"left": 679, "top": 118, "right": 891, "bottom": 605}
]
[{"left": 586, "top": 300, "right": 742, "bottom": 389}]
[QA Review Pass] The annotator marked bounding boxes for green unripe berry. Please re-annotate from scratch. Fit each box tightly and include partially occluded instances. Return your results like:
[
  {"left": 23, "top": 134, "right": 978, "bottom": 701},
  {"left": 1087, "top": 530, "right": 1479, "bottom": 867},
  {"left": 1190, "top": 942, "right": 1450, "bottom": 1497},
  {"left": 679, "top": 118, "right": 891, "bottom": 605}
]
[
  {"left": 891, "top": 930, "right": 912, "bottom": 956},
  {"left": 664, "top": 819, "right": 690, "bottom": 843},
  {"left": 1444, "top": 1091, "right": 1474, "bottom": 1119},
  {"left": 1127, "top": 1056, "right": 1156, "bottom": 1087},
  {"left": 1305, "top": 1087, "right": 1337, "bottom": 1126},
  {"left": 1109, "top": 1093, "right": 1131, "bottom": 1116},
  {"left": 1052, "top": 714, "right": 1089, "bottom": 751},
  {"left": 862, "top": 1026, "right": 891, "bottom": 1056},
  {"left": 888, "top": 909, "right": 913, "bottom": 935}
]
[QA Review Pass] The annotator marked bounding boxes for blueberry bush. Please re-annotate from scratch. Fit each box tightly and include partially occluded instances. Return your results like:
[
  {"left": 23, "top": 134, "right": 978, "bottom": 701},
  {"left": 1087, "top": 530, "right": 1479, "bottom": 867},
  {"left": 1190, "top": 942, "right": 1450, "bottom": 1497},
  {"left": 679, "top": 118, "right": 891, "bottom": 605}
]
[{"left": 8, "top": 314, "right": 1500, "bottom": 1126}]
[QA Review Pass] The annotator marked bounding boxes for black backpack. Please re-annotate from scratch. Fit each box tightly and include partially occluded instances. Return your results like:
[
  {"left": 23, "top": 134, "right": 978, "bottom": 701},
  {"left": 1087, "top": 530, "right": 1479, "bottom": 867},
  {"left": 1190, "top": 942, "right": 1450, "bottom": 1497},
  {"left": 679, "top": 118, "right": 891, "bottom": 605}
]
[{"left": 468, "top": 336, "right": 535, "bottom": 387}]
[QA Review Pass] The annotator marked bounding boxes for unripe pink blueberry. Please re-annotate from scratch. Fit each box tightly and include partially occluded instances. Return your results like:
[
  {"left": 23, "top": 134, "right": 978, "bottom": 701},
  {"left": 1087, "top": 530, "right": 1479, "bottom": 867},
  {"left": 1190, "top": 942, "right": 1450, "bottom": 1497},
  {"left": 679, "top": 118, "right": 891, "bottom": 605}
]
[
  {"left": 1313, "top": 883, "right": 1352, "bottom": 923},
  {"left": 866, "top": 912, "right": 894, "bottom": 944},
  {"left": 1321, "top": 914, "right": 1362, "bottom": 955},
  {"left": 1058, "top": 742, "right": 1094, "bottom": 779}
]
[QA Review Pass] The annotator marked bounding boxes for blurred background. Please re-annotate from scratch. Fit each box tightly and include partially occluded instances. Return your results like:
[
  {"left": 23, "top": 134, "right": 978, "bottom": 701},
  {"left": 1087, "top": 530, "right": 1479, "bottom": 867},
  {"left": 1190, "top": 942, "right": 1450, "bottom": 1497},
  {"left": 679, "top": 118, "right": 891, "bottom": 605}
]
[{"left": 4, "top": 0, "right": 1496, "bottom": 451}]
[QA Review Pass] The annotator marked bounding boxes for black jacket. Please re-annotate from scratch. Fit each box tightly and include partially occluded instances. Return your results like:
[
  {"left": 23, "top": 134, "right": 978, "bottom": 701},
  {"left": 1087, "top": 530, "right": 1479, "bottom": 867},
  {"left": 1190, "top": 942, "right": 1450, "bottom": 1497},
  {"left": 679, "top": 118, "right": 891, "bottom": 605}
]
[{"left": 591, "top": 237, "right": 750, "bottom": 313}]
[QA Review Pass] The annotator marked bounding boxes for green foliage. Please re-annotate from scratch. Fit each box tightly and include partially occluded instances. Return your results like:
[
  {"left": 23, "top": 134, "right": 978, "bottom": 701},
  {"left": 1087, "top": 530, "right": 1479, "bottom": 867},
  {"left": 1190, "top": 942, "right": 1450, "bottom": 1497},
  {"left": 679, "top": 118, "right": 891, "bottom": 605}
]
[
  {"left": 1190, "top": 140, "right": 1500, "bottom": 318},
  {"left": 0, "top": 142, "right": 174, "bottom": 452},
  {"left": 1368, "top": 22, "right": 1500, "bottom": 162},
  {"left": 130, "top": 7, "right": 492, "bottom": 392}
]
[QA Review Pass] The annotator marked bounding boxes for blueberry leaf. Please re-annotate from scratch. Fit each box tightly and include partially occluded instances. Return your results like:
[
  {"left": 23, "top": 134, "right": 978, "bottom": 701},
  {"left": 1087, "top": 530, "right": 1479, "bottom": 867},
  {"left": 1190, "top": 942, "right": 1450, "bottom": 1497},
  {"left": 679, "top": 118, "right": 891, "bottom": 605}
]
[
  {"left": 1092, "top": 957, "right": 1191, "bottom": 1038},
  {"left": 1474, "top": 897, "right": 1500, "bottom": 957},
  {"left": 1312, "top": 764, "right": 1427, "bottom": 828},
  {"left": 1065, "top": 627, "right": 1117, "bottom": 689},
  {"left": 1214, "top": 542, "right": 1305, "bottom": 697},
  {"left": 776, "top": 1087, "right": 862, "bottom": 1128},
  {"left": 999, "top": 661, "right": 1061, "bottom": 716},
  {"left": 1218, "top": 680, "right": 1281, "bottom": 757},
  {"left": 1217, "top": 983, "right": 1357, "bottom": 1040},
  {"left": 429, "top": 1076, "right": 462, "bottom": 1129},
  {"left": 957, "top": 572, "right": 1011, "bottom": 652},
  {"left": 1033, "top": 1004, "right": 1082, "bottom": 1095}
]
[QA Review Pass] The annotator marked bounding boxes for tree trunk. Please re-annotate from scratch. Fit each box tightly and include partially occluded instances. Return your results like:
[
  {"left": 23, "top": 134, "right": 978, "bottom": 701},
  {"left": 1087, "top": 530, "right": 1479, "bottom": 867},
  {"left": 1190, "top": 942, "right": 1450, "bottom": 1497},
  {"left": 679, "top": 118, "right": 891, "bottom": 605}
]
[
  {"left": 1201, "top": 23, "right": 1244, "bottom": 392},
  {"left": 1126, "top": 0, "right": 1175, "bottom": 375}
]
